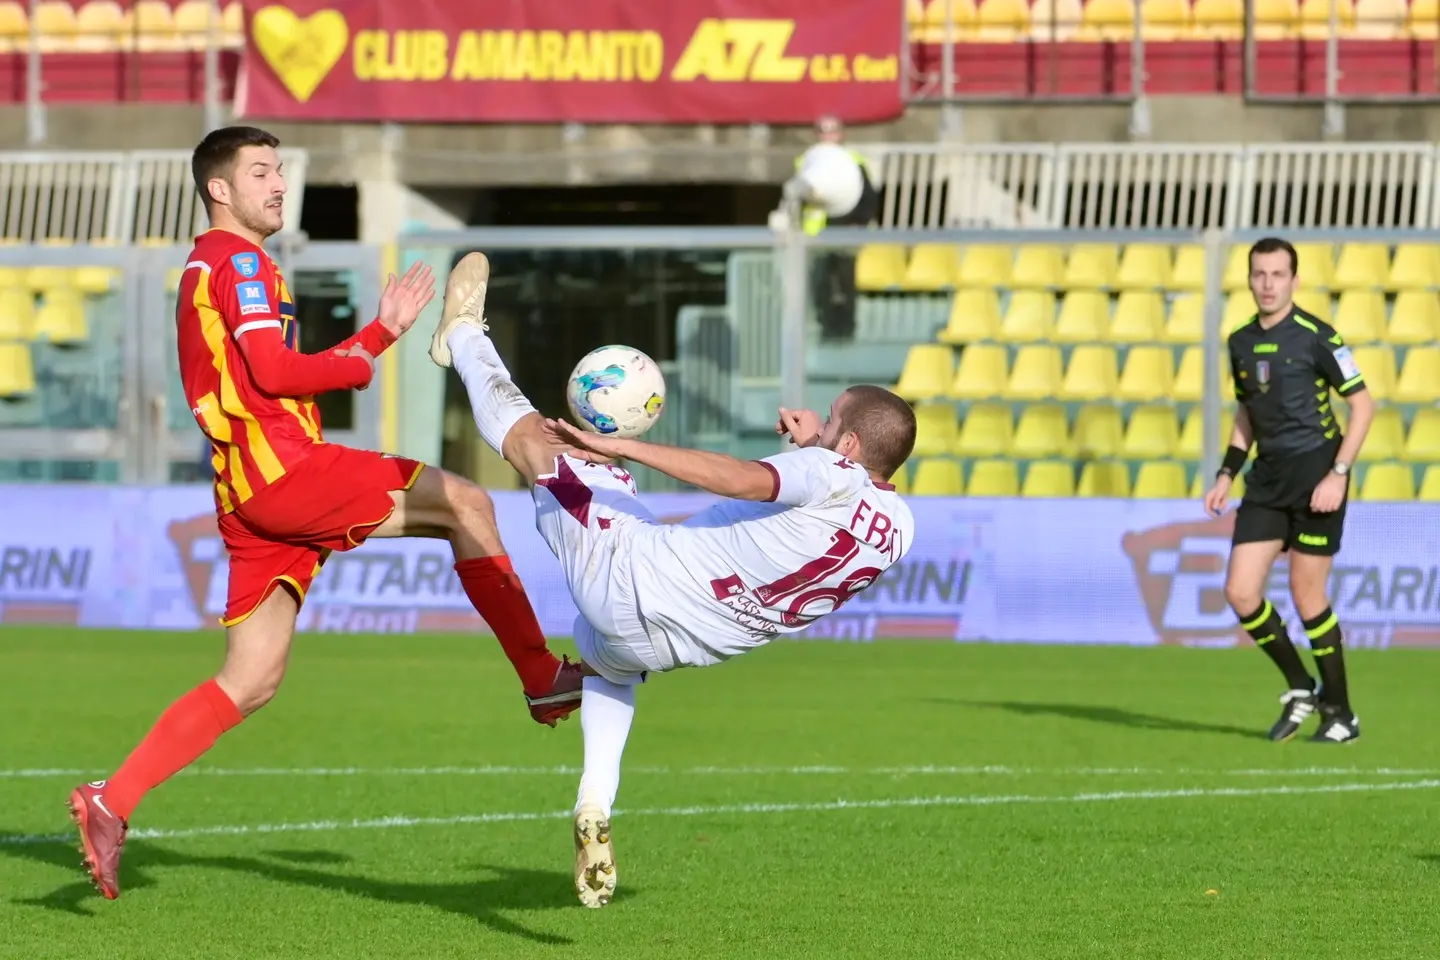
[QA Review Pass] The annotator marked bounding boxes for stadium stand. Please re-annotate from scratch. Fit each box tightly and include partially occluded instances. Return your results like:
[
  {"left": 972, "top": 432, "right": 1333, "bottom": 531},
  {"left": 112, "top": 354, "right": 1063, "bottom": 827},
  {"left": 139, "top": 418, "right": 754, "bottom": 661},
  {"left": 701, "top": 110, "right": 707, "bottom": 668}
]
[{"left": 873, "top": 241, "right": 1440, "bottom": 498}]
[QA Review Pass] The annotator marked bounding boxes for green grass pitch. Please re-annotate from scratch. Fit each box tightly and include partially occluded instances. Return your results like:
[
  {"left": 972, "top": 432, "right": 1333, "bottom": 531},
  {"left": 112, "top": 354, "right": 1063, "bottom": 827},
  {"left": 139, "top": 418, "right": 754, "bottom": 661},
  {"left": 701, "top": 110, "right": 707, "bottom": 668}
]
[{"left": 2, "top": 628, "right": 1439, "bottom": 959}]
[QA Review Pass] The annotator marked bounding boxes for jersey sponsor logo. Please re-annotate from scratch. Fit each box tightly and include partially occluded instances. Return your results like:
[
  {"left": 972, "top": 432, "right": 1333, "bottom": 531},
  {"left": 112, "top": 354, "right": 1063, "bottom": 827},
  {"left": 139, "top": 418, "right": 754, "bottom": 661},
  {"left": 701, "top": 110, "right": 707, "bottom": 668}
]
[
  {"left": 1333, "top": 345, "right": 1362, "bottom": 381},
  {"left": 231, "top": 252, "right": 261, "bottom": 278},
  {"left": 1253, "top": 343, "right": 1279, "bottom": 353},
  {"left": 236, "top": 280, "right": 272, "bottom": 316}
]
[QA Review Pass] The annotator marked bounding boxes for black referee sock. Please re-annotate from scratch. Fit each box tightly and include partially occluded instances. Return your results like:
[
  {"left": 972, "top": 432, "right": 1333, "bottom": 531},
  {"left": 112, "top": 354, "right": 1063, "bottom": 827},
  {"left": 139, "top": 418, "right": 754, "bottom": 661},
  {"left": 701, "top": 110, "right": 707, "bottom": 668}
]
[
  {"left": 1238, "top": 600, "right": 1315, "bottom": 692},
  {"left": 1303, "top": 607, "right": 1350, "bottom": 713}
]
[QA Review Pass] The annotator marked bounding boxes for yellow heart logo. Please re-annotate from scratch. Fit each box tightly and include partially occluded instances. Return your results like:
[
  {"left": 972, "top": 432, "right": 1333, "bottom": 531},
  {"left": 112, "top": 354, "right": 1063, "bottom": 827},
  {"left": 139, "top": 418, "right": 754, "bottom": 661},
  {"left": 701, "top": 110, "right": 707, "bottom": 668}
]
[{"left": 251, "top": 6, "right": 349, "bottom": 104}]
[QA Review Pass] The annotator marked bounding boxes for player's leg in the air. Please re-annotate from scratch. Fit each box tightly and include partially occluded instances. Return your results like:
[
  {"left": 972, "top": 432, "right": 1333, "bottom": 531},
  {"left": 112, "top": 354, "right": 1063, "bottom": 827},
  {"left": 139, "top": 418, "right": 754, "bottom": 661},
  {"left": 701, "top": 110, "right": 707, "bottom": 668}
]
[
  {"left": 1225, "top": 503, "right": 1319, "bottom": 741},
  {"left": 430, "top": 252, "right": 645, "bottom": 907},
  {"left": 1286, "top": 504, "right": 1358, "bottom": 743}
]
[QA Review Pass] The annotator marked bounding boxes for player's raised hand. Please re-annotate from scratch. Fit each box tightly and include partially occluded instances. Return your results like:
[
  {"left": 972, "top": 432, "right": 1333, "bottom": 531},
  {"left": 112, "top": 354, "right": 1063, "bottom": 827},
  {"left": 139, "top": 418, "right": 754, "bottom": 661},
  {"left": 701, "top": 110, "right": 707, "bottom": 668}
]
[
  {"left": 1203, "top": 475, "right": 1232, "bottom": 517},
  {"left": 776, "top": 407, "right": 822, "bottom": 447},
  {"left": 377, "top": 261, "right": 436, "bottom": 338},
  {"left": 544, "top": 417, "right": 625, "bottom": 463}
]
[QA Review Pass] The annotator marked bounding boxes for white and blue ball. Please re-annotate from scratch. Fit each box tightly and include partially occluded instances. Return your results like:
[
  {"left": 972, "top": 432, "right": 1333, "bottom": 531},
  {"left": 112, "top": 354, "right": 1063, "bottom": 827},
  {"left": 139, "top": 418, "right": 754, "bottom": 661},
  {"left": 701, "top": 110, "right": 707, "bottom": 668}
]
[{"left": 566, "top": 345, "right": 667, "bottom": 439}]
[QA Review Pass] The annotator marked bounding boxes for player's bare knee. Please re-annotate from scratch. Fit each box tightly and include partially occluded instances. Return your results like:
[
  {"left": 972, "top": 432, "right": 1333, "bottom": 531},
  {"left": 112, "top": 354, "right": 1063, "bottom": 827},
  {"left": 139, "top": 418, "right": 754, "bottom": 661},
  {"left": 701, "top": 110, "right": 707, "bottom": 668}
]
[
  {"left": 216, "top": 663, "right": 286, "bottom": 716},
  {"left": 1288, "top": 557, "right": 1332, "bottom": 619},
  {"left": 1225, "top": 578, "right": 1264, "bottom": 616}
]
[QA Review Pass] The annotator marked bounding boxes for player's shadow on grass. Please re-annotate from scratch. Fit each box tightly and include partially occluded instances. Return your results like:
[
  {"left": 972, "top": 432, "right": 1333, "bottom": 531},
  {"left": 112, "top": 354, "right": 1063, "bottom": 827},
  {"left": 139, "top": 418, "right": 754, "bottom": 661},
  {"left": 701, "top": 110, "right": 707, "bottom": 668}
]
[
  {"left": 958, "top": 700, "right": 1268, "bottom": 740},
  {"left": 2, "top": 837, "right": 616, "bottom": 943}
]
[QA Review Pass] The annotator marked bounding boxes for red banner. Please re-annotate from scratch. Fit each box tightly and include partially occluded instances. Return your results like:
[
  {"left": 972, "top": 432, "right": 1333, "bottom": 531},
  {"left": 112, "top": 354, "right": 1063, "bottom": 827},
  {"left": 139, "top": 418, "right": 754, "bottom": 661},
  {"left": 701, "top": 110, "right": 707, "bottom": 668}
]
[{"left": 234, "top": 0, "right": 903, "bottom": 124}]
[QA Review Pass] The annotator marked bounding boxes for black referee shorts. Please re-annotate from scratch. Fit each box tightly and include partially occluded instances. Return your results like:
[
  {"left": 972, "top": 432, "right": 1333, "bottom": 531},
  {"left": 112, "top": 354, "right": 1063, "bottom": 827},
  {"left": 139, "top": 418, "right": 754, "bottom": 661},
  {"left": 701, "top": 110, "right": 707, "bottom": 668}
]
[{"left": 1232, "top": 447, "right": 1348, "bottom": 557}]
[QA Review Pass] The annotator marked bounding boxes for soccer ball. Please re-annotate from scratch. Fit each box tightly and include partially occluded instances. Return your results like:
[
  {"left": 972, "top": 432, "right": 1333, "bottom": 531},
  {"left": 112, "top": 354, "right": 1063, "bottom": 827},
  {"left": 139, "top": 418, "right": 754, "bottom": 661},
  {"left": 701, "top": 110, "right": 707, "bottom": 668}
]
[
  {"left": 795, "top": 143, "right": 864, "bottom": 218},
  {"left": 566, "top": 345, "right": 667, "bottom": 439}
]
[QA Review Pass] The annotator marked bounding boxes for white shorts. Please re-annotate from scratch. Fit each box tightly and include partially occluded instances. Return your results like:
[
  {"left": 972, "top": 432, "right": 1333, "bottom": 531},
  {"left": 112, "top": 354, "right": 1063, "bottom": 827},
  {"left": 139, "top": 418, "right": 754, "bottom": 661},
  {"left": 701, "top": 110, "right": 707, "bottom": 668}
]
[{"left": 533, "top": 454, "right": 668, "bottom": 685}]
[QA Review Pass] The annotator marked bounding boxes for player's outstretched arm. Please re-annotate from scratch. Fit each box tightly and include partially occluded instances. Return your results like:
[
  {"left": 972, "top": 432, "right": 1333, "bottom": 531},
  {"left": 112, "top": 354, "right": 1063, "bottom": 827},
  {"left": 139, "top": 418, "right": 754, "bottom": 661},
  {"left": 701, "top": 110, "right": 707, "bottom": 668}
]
[{"left": 545, "top": 419, "right": 777, "bottom": 501}]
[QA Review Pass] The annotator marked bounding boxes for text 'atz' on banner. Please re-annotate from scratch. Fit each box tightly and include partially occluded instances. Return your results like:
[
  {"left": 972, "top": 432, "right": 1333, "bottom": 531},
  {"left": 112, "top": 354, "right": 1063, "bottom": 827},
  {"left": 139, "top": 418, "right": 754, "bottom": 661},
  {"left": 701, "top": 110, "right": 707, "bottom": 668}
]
[{"left": 236, "top": 0, "right": 903, "bottom": 124}]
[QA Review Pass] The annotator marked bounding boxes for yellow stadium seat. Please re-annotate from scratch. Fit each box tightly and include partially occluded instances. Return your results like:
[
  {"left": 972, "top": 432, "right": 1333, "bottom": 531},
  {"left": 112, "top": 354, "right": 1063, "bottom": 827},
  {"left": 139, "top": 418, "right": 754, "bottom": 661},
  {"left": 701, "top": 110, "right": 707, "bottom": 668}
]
[
  {"left": 918, "top": 0, "right": 978, "bottom": 41},
  {"left": 1294, "top": 242, "right": 1335, "bottom": 288},
  {"left": 174, "top": 0, "right": 222, "bottom": 50},
  {"left": 1350, "top": 346, "right": 1396, "bottom": 400},
  {"left": 890, "top": 461, "right": 911, "bottom": 494},
  {"left": 975, "top": 0, "right": 1030, "bottom": 41},
  {"left": 957, "top": 245, "right": 1013, "bottom": 286},
  {"left": 1358, "top": 462, "right": 1415, "bottom": 501},
  {"left": 1062, "top": 244, "right": 1120, "bottom": 290},
  {"left": 1395, "top": 346, "right": 1440, "bottom": 402},
  {"left": 1117, "top": 244, "right": 1173, "bottom": 290},
  {"left": 73, "top": 266, "right": 118, "bottom": 296},
  {"left": 1331, "top": 241, "right": 1387, "bottom": 290},
  {"left": 1358, "top": 406, "right": 1406, "bottom": 461},
  {"left": 1386, "top": 243, "right": 1439, "bottom": 290},
  {"left": 1177, "top": 407, "right": 1234, "bottom": 459},
  {"left": 938, "top": 289, "right": 1002, "bottom": 344},
  {"left": 1053, "top": 291, "right": 1111, "bottom": 343},
  {"left": 1387, "top": 291, "right": 1440, "bottom": 344},
  {"left": 34, "top": 1, "right": 76, "bottom": 50},
  {"left": 955, "top": 403, "right": 1014, "bottom": 458},
  {"left": 1080, "top": 0, "right": 1136, "bottom": 38},
  {"left": 895, "top": 344, "right": 955, "bottom": 400},
  {"left": 856, "top": 245, "right": 907, "bottom": 292},
  {"left": 1414, "top": 0, "right": 1439, "bottom": 39},
  {"left": 1078, "top": 460, "right": 1132, "bottom": 497},
  {"left": 1331, "top": 291, "right": 1385, "bottom": 345},
  {"left": 902, "top": 243, "right": 961, "bottom": 291},
  {"left": 1222, "top": 244, "right": 1251, "bottom": 292},
  {"left": 32, "top": 288, "right": 89, "bottom": 344},
  {"left": 1192, "top": 0, "right": 1244, "bottom": 36},
  {"left": 0, "top": 266, "right": 21, "bottom": 288},
  {"left": 1421, "top": 466, "right": 1440, "bottom": 501},
  {"left": 1133, "top": 461, "right": 1189, "bottom": 499},
  {"left": 913, "top": 403, "right": 961, "bottom": 457},
  {"left": 1142, "top": 0, "right": 1191, "bottom": 38},
  {"left": 1170, "top": 246, "right": 1207, "bottom": 291},
  {"left": 1162, "top": 294, "right": 1204, "bottom": 344},
  {"left": 1073, "top": 404, "right": 1125, "bottom": 458},
  {"left": 0, "top": 287, "right": 35, "bottom": 339},
  {"left": 1224, "top": 291, "right": 1256, "bottom": 332},
  {"left": 1299, "top": 0, "right": 1356, "bottom": 36},
  {"left": 138, "top": 237, "right": 176, "bottom": 248},
  {"left": 0, "top": 3, "right": 26, "bottom": 53},
  {"left": 1056, "top": 345, "right": 1117, "bottom": 401},
  {"left": 999, "top": 291, "right": 1057, "bottom": 342},
  {"left": 1117, "top": 345, "right": 1176, "bottom": 402},
  {"left": 1022, "top": 460, "right": 1077, "bottom": 497},
  {"left": 1011, "top": 404, "right": 1070, "bottom": 459},
  {"left": 1353, "top": 0, "right": 1406, "bottom": 35},
  {"left": 1293, "top": 289, "right": 1333, "bottom": 324},
  {"left": 967, "top": 459, "right": 1020, "bottom": 497},
  {"left": 1111, "top": 292, "right": 1164, "bottom": 342},
  {"left": 1405, "top": 408, "right": 1440, "bottom": 461},
  {"left": 133, "top": 0, "right": 182, "bottom": 51},
  {"left": 73, "top": 0, "right": 125, "bottom": 51},
  {"left": 1011, "top": 245, "right": 1065, "bottom": 289},
  {"left": 949, "top": 344, "right": 1009, "bottom": 400},
  {"left": 23, "top": 265, "right": 71, "bottom": 292},
  {"left": 1122, "top": 404, "right": 1180, "bottom": 459},
  {"left": 0, "top": 341, "right": 36, "bottom": 396},
  {"left": 1006, "top": 344, "right": 1065, "bottom": 400},
  {"left": 912, "top": 458, "right": 965, "bottom": 496},
  {"left": 1027, "top": 0, "right": 1083, "bottom": 38}
]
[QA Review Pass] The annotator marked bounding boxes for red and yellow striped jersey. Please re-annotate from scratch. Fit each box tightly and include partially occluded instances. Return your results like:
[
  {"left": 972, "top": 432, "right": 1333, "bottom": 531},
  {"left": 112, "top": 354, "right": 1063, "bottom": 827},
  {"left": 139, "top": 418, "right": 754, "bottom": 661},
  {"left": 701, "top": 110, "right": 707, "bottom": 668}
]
[{"left": 175, "top": 229, "right": 380, "bottom": 516}]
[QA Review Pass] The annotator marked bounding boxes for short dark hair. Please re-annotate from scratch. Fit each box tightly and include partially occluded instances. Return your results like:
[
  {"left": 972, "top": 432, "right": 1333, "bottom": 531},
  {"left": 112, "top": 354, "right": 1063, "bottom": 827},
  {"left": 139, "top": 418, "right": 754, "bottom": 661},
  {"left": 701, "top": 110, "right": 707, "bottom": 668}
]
[
  {"left": 837, "top": 385, "right": 916, "bottom": 479},
  {"left": 1248, "top": 236, "right": 1298, "bottom": 275},
  {"left": 192, "top": 126, "right": 280, "bottom": 213}
]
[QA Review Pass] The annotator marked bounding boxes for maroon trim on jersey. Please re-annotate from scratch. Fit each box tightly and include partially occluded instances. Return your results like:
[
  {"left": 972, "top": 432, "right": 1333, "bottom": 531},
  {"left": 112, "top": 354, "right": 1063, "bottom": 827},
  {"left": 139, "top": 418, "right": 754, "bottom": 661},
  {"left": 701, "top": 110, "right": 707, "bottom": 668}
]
[
  {"left": 874, "top": 480, "right": 896, "bottom": 490},
  {"left": 537, "top": 457, "right": 593, "bottom": 526},
  {"left": 754, "top": 460, "right": 781, "bottom": 502}
]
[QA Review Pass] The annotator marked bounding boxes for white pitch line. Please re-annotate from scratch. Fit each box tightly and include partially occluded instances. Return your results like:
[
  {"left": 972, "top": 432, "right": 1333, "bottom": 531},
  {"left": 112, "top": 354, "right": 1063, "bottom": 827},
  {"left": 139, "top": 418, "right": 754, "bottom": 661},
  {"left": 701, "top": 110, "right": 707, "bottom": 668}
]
[
  {"left": 2, "top": 764, "right": 1439, "bottom": 780},
  {"left": 3, "top": 778, "right": 1438, "bottom": 847}
]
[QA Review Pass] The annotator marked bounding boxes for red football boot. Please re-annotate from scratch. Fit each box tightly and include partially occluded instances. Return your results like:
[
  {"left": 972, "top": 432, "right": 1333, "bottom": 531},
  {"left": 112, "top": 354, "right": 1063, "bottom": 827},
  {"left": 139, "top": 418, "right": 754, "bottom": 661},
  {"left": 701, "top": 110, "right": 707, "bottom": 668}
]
[
  {"left": 68, "top": 781, "right": 128, "bottom": 900},
  {"left": 526, "top": 657, "right": 586, "bottom": 726}
]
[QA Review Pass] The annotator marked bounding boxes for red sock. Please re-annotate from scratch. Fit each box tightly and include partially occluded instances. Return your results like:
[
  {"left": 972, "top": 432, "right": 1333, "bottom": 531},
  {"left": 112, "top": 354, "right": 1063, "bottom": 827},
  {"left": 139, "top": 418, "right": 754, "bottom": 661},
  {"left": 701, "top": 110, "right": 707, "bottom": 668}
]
[
  {"left": 105, "top": 679, "right": 243, "bottom": 820},
  {"left": 455, "top": 556, "right": 562, "bottom": 695}
]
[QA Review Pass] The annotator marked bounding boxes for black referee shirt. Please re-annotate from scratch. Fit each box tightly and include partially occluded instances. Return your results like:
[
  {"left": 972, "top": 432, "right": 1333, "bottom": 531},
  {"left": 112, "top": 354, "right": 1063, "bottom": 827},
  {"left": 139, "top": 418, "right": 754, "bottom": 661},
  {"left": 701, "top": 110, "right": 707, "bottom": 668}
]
[{"left": 1227, "top": 306, "right": 1367, "bottom": 460}]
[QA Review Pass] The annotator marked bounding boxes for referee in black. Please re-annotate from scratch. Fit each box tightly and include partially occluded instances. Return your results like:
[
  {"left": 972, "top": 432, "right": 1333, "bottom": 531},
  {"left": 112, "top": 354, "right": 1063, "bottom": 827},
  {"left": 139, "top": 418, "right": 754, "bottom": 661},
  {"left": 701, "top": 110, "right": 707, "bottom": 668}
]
[{"left": 1202, "top": 237, "right": 1374, "bottom": 743}]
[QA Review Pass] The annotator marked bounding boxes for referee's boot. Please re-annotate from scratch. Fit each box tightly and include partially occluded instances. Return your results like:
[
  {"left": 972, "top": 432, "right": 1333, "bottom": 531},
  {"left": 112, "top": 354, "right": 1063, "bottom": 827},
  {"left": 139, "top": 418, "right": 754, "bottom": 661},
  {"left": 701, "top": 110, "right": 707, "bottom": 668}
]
[
  {"left": 1309, "top": 704, "right": 1361, "bottom": 744},
  {"left": 1269, "top": 687, "right": 1319, "bottom": 742}
]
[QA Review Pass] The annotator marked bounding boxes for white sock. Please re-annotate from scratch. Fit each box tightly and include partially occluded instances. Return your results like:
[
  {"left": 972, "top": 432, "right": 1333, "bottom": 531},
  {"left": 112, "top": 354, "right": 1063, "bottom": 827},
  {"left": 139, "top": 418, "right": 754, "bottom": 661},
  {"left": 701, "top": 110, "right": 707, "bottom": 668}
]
[
  {"left": 574, "top": 675, "right": 636, "bottom": 818},
  {"left": 448, "top": 324, "right": 537, "bottom": 455}
]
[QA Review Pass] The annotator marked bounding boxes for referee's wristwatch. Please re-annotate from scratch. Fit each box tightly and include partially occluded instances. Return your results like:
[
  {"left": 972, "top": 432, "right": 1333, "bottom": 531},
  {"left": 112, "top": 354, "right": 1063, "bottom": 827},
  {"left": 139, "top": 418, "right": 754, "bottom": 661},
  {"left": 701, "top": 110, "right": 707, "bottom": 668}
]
[{"left": 1331, "top": 460, "right": 1351, "bottom": 477}]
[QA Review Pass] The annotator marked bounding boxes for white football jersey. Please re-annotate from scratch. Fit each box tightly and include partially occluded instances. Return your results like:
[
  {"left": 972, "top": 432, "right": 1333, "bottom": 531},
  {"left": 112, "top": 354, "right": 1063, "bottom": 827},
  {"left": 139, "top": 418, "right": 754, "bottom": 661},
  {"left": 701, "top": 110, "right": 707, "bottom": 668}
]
[{"left": 626, "top": 446, "right": 914, "bottom": 668}]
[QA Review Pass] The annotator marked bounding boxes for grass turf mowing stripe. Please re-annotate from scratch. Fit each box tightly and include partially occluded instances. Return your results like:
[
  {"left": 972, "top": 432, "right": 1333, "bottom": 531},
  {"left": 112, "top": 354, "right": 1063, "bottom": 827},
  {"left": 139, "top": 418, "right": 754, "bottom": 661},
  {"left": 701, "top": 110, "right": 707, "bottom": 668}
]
[
  {"left": 5, "top": 778, "right": 1439, "bottom": 847},
  {"left": 5, "top": 764, "right": 1440, "bottom": 779}
]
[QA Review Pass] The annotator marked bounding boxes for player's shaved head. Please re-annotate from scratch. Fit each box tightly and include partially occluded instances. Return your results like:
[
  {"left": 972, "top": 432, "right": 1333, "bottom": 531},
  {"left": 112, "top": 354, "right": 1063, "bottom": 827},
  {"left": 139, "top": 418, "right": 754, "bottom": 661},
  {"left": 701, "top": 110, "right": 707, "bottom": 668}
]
[{"left": 835, "top": 385, "right": 916, "bottom": 479}]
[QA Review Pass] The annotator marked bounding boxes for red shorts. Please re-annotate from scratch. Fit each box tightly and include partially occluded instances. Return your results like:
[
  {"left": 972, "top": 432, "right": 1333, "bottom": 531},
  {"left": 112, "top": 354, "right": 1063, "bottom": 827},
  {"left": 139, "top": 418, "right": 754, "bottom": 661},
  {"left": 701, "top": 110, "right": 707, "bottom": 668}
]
[{"left": 217, "top": 444, "right": 424, "bottom": 627}]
